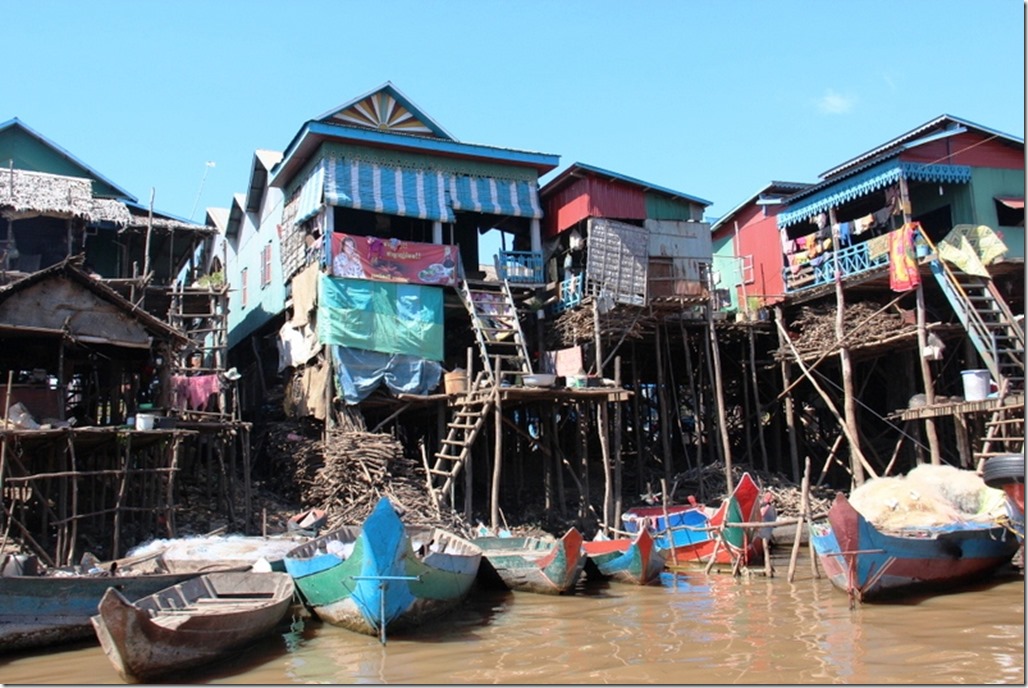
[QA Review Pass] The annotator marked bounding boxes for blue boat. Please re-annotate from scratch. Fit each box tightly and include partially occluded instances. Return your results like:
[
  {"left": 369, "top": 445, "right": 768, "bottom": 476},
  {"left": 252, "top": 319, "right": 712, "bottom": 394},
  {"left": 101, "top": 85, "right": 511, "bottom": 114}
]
[
  {"left": 809, "top": 492, "right": 1021, "bottom": 604},
  {"left": 283, "top": 496, "right": 482, "bottom": 642}
]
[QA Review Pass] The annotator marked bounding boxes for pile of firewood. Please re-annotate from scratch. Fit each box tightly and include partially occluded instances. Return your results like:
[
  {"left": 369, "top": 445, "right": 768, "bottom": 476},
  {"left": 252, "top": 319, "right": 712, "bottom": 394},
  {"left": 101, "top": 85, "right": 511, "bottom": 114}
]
[
  {"left": 286, "top": 427, "right": 473, "bottom": 536},
  {"left": 670, "top": 462, "right": 835, "bottom": 520},
  {"left": 550, "top": 300, "right": 655, "bottom": 347},
  {"left": 773, "top": 300, "right": 914, "bottom": 361}
]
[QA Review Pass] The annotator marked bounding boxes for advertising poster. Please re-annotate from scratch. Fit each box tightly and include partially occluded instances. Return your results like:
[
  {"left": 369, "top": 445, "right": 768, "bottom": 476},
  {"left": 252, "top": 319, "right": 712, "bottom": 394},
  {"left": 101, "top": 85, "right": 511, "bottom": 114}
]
[{"left": 331, "top": 232, "right": 459, "bottom": 286}]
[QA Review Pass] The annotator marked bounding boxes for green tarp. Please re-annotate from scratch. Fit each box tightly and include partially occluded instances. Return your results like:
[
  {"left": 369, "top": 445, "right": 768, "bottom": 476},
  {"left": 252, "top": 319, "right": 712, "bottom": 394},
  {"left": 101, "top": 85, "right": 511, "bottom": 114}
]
[{"left": 318, "top": 275, "right": 444, "bottom": 361}]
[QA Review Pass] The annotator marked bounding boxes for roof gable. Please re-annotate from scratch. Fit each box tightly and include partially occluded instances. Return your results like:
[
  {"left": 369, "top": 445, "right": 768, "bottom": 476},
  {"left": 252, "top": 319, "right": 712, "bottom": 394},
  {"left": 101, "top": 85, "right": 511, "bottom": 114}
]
[
  {"left": 821, "top": 114, "right": 1024, "bottom": 180},
  {"left": 0, "top": 258, "right": 188, "bottom": 347},
  {"left": 315, "top": 82, "right": 454, "bottom": 140},
  {"left": 0, "top": 118, "right": 136, "bottom": 201}
]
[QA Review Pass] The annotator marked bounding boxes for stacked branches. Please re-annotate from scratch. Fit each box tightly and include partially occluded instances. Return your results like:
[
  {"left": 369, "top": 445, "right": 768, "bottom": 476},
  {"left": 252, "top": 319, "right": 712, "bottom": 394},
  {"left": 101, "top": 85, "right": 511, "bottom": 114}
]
[{"left": 773, "top": 300, "right": 915, "bottom": 362}]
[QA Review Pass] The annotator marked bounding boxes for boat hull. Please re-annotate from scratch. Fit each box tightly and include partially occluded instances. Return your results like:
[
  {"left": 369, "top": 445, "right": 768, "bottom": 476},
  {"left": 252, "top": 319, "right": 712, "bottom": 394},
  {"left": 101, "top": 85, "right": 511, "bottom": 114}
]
[
  {"left": 583, "top": 529, "right": 666, "bottom": 585},
  {"left": 90, "top": 571, "right": 295, "bottom": 682},
  {"left": 475, "top": 528, "right": 586, "bottom": 594},
  {"left": 284, "top": 498, "right": 481, "bottom": 637},
  {"left": 625, "top": 473, "right": 765, "bottom": 569},
  {"left": 810, "top": 493, "right": 1020, "bottom": 602},
  {"left": 0, "top": 555, "right": 245, "bottom": 654}
]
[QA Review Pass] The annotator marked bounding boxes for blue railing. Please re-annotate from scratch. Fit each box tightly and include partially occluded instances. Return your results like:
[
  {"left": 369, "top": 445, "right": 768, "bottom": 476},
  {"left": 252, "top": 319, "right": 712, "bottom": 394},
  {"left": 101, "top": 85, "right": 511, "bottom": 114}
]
[
  {"left": 782, "top": 235, "right": 892, "bottom": 292},
  {"left": 495, "top": 250, "right": 544, "bottom": 284},
  {"left": 554, "top": 273, "right": 584, "bottom": 313}
]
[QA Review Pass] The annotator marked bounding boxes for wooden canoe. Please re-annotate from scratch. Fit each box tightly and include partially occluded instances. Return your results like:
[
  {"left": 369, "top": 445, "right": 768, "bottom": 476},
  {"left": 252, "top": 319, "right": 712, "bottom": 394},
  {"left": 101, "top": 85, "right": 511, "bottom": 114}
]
[
  {"left": 583, "top": 528, "right": 667, "bottom": 585},
  {"left": 809, "top": 492, "right": 1020, "bottom": 604},
  {"left": 623, "top": 472, "right": 765, "bottom": 569},
  {"left": 283, "top": 496, "right": 482, "bottom": 642},
  {"left": 91, "top": 570, "right": 295, "bottom": 682},
  {"left": 474, "top": 528, "right": 586, "bottom": 594},
  {"left": 0, "top": 551, "right": 247, "bottom": 654}
]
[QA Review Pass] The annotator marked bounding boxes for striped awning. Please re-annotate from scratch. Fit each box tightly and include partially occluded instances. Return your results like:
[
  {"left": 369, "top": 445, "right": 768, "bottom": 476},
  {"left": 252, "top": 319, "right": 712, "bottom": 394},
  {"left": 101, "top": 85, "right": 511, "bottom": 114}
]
[
  {"left": 295, "top": 162, "right": 326, "bottom": 224},
  {"left": 777, "top": 161, "right": 972, "bottom": 229},
  {"left": 322, "top": 157, "right": 541, "bottom": 224}
]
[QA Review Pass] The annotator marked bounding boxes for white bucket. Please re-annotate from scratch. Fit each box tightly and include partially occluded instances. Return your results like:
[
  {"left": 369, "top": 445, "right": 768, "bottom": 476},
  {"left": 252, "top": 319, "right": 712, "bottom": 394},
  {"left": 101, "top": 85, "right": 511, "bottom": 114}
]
[
  {"left": 135, "top": 413, "right": 156, "bottom": 431},
  {"left": 961, "top": 369, "right": 991, "bottom": 401}
]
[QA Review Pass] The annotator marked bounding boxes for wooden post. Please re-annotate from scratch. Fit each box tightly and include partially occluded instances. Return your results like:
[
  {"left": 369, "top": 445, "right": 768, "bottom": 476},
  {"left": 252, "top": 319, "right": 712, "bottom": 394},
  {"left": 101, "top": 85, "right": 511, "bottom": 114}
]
[
  {"left": 829, "top": 208, "right": 864, "bottom": 486},
  {"left": 706, "top": 277, "right": 733, "bottom": 493},
  {"left": 613, "top": 356, "right": 623, "bottom": 529},
  {"left": 774, "top": 306, "right": 801, "bottom": 483},
  {"left": 631, "top": 342, "right": 644, "bottom": 497},
  {"left": 654, "top": 324, "right": 673, "bottom": 488},
  {"left": 660, "top": 478, "right": 679, "bottom": 568},
  {"left": 490, "top": 357, "right": 502, "bottom": 530},
  {"left": 577, "top": 401, "right": 590, "bottom": 523},
  {"left": 594, "top": 299, "right": 613, "bottom": 533},
  {"left": 787, "top": 455, "right": 811, "bottom": 583},
  {"left": 897, "top": 175, "right": 941, "bottom": 465},
  {"left": 748, "top": 326, "right": 769, "bottom": 473},
  {"left": 679, "top": 318, "right": 701, "bottom": 472}
]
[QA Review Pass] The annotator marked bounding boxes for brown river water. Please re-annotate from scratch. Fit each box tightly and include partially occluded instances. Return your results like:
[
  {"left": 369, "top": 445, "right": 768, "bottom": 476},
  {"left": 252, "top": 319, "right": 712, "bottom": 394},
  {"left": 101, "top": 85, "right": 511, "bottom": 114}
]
[{"left": 2, "top": 549, "right": 1023, "bottom": 685}]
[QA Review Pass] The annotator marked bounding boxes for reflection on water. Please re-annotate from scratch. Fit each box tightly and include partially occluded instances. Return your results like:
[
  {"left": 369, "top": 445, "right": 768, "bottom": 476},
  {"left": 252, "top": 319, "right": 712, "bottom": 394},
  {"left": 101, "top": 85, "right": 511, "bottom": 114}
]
[{"left": 1, "top": 553, "right": 1023, "bottom": 685}]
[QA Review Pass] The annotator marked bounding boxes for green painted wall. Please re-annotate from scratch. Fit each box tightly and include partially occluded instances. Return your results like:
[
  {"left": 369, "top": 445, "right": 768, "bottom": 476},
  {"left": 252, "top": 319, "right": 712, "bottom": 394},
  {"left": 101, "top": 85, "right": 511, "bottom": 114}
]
[
  {"left": 644, "top": 193, "right": 701, "bottom": 221},
  {"left": 712, "top": 234, "right": 740, "bottom": 312},
  {"left": 0, "top": 127, "right": 125, "bottom": 198}
]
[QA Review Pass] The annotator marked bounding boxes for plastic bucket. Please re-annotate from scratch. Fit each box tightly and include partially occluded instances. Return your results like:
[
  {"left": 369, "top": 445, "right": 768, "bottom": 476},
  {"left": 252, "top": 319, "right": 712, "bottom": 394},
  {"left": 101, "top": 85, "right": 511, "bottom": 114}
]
[
  {"left": 135, "top": 413, "right": 156, "bottom": 431},
  {"left": 961, "top": 369, "right": 991, "bottom": 401},
  {"left": 444, "top": 370, "right": 467, "bottom": 395}
]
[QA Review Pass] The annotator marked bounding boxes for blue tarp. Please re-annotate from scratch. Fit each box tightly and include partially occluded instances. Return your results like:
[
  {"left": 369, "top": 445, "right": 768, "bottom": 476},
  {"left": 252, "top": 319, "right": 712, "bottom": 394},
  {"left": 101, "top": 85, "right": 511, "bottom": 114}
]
[{"left": 332, "top": 346, "right": 442, "bottom": 405}]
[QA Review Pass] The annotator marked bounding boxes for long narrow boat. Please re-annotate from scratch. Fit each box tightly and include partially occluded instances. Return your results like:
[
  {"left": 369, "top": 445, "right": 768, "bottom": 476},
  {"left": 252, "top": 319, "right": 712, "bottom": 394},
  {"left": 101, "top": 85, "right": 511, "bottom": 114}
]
[
  {"left": 582, "top": 528, "right": 667, "bottom": 585},
  {"left": 90, "top": 571, "right": 295, "bottom": 682},
  {"left": 474, "top": 528, "right": 586, "bottom": 594},
  {"left": 0, "top": 551, "right": 247, "bottom": 654},
  {"left": 809, "top": 492, "right": 1020, "bottom": 604},
  {"left": 282, "top": 496, "right": 481, "bottom": 642},
  {"left": 622, "top": 472, "right": 765, "bottom": 568}
]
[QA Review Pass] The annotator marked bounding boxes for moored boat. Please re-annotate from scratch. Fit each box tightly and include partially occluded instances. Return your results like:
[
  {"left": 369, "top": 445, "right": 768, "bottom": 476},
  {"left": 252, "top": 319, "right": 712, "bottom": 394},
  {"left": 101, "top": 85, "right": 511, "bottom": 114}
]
[
  {"left": 623, "top": 472, "right": 765, "bottom": 569},
  {"left": 583, "top": 528, "right": 666, "bottom": 585},
  {"left": 809, "top": 491, "right": 1020, "bottom": 604},
  {"left": 90, "top": 570, "right": 295, "bottom": 682},
  {"left": 282, "top": 496, "right": 481, "bottom": 642},
  {"left": 474, "top": 527, "right": 586, "bottom": 594},
  {"left": 0, "top": 551, "right": 248, "bottom": 654}
]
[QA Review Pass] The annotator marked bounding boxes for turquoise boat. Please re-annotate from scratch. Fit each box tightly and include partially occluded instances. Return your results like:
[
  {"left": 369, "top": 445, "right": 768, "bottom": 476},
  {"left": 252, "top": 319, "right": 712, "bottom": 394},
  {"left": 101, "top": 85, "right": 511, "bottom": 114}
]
[
  {"left": 583, "top": 528, "right": 667, "bottom": 585},
  {"left": 474, "top": 528, "right": 586, "bottom": 594},
  {"left": 282, "top": 497, "right": 482, "bottom": 642}
]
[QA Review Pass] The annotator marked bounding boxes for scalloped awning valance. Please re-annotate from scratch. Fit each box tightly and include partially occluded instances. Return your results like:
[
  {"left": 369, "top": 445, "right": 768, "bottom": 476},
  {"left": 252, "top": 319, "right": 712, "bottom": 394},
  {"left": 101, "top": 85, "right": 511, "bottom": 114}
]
[{"left": 777, "top": 161, "right": 971, "bottom": 229}]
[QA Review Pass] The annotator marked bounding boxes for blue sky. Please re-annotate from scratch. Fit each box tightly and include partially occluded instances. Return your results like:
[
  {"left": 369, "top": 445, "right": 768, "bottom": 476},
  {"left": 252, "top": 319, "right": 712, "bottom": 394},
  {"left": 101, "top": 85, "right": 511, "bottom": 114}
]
[{"left": 5, "top": 0, "right": 1024, "bottom": 257}]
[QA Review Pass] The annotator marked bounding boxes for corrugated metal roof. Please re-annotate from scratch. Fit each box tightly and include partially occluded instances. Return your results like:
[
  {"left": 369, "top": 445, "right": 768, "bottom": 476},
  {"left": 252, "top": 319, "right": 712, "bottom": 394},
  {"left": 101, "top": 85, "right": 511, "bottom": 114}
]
[
  {"left": 709, "top": 181, "right": 811, "bottom": 233},
  {"left": 540, "top": 162, "right": 712, "bottom": 207},
  {"left": 820, "top": 114, "right": 1024, "bottom": 180}
]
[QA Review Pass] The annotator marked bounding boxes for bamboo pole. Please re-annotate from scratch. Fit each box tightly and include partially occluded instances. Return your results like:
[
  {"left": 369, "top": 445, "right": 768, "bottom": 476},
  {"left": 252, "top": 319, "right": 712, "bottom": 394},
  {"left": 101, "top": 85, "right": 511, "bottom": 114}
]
[
  {"left": 775, "top": 306, "right": 801, "bottom": 483},
  {"left": 654, "top": 324, "right": 673, "bottom": 488},
  {"left": 594, "top": 300, "right": 613, "bottom": 534}
]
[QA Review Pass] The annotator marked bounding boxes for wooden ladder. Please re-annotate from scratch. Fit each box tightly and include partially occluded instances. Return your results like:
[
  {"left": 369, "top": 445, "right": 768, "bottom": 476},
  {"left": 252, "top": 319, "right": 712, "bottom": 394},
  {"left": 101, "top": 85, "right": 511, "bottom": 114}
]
[
  {"left": 428, "top": 370, "right": 496, "bottom": 506},
  {"left": 459, "top": 278, "right": 534, "bottom": 385}
]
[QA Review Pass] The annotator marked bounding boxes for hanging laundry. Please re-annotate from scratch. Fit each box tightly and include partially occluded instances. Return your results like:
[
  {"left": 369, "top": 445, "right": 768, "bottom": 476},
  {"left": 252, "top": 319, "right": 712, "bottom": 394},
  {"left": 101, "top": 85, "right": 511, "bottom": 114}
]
[
  {"left": 888, "top": 224, "right": 921, "bottom": 291},
  {"left": 854, "top": 214, "right": 875, "bottom": 235},
  {"left": 170, "top": 374, "right": 221, "bottom": 411},
  {"left": 837, "top": 221, "right": 852, "bottom": 246}
]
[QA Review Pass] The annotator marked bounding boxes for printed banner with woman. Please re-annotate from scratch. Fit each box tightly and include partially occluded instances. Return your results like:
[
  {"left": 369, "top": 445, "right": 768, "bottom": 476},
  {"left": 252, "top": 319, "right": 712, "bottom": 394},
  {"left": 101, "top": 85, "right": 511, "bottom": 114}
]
[{"left": 331, "top": 232, "right": 459, "bottom": 286}]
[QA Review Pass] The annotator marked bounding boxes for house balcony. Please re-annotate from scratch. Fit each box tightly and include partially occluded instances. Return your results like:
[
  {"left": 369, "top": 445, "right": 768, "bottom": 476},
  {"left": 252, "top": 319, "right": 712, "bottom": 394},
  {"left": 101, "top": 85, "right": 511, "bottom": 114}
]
[
  {"left": 495, "top": 250, "right": 544, "bottom": 285},
  {"left": 782, "top": 226, "right": 907, "bottom": 292}
]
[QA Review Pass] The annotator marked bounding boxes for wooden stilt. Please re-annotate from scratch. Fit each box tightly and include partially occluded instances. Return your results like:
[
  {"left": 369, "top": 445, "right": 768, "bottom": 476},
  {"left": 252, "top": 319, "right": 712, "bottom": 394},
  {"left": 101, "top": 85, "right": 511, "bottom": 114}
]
[
  {"left": 787, "top": 455, "right": 811, "bottom": 583},
  {"left": 706, "top": 283, "right": 733, "bottom": 493}
]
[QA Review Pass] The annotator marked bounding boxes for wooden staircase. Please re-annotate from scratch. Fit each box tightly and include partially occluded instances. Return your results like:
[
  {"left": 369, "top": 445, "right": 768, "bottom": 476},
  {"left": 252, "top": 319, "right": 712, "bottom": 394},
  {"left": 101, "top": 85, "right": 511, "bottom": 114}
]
[
  {"left": 927, "top": 259, "right": 1025, "bottom": 392},
  {"left": 459, "top": 279, "right": 534, "bottom": 385},
  {"left": 973, "top": 382, "right": 1025, "bottom": 467},
  {"left": 428, "top": 370, "right": 496, "bottom": 506},
  {"left": 426, "top": 279, "right": 536, "bottom": 508}
]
